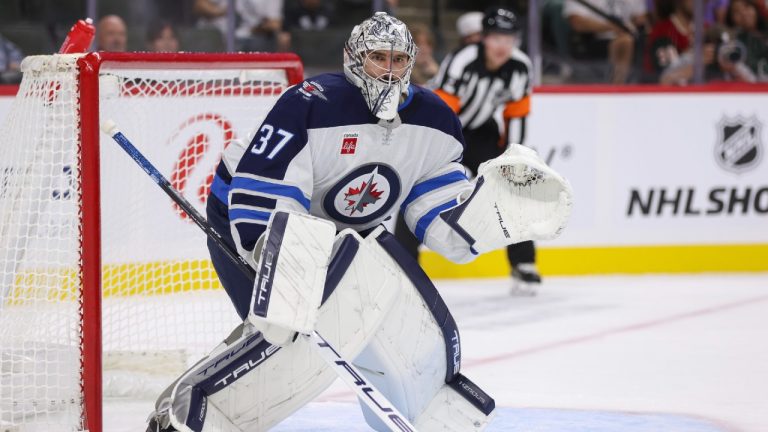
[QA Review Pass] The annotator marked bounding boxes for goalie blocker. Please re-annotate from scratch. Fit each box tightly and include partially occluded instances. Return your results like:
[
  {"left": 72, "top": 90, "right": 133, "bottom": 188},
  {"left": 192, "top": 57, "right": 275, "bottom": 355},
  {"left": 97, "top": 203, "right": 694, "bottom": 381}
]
[{"left": 148, "top": 214, "right": 494, "bottom": 432}]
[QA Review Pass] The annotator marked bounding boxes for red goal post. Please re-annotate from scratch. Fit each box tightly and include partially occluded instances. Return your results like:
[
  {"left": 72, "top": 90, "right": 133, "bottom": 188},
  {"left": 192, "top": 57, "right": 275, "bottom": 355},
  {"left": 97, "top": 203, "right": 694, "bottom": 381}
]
[{"left": 0, "top": 52, "right": 303, "bottom": 432}]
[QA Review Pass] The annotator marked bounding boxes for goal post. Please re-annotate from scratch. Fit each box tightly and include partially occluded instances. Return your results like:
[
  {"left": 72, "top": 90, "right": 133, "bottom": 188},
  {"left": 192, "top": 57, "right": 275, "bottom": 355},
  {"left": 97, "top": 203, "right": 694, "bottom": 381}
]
[{"left": 0, "top": 52, "right": 303, "bottom": 432}]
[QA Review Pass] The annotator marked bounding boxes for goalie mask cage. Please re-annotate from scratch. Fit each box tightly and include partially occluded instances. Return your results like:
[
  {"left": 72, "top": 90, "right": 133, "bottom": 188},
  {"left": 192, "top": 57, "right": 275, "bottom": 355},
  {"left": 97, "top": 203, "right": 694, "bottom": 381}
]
[{"left": 0, "top": 52, "right": 303, "bottom": 432}]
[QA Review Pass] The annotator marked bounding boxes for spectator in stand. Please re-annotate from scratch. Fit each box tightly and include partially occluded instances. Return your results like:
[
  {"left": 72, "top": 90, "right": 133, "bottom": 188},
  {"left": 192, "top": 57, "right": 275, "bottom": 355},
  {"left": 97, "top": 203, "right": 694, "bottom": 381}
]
[
  {"left": 719, "top": 0, "right": 768, "bottom": 81},
  {"left": 193, "top": 0, "right": 228, "bottom": 36},
  {"left": 563, "top": 0, "right": 647, "bottom": 83},
  {"left": 284, "top": 0, "right": 333, "bottom": 30},
  {"left": 279, "top": 0, "right": 334, "bottom": 51},
  {"left": 542, "top": 0, "right": 574, "bottom": 80},
  {"left": 96, "top": 15, "right": 128, "bottom": 52},
  {"left": 644, "top": 0, "right": 721, "bottom": 84},
  {"left": 707, "top": 0, "right": 731, "bottom": 26},
  {"left": 456, "top": 11, "right": 484, "bottom": 47},
  {"left": 0, "top": 33, "right": 24, "bottom": 84},
  {"left": 146, "top": 21, "right": 181, "bottom": 52},
  {"left": 649, "top": 0, "right": 730, "bottom": 27},
  {"left": 194, "top": 0, "right": 284, "bottom": 51},
  {"left": 237, "top": 0, "right": 284, "bottom": 51},
  {"left": 409, "top": 23, "right": 440, "bottom": 85}
]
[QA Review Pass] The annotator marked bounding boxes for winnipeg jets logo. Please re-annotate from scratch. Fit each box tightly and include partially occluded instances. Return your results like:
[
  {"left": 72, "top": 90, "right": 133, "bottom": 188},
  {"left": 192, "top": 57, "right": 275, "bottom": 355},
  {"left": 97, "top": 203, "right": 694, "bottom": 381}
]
[
  {"left": 298, "top": 80, "right": 328, "bottom": 101},
  {"left": 323, "top": 163, "right": 401, "bottom": 225},
  {"left": 344, "top": 169, "right": 384, "bottom": 215}
]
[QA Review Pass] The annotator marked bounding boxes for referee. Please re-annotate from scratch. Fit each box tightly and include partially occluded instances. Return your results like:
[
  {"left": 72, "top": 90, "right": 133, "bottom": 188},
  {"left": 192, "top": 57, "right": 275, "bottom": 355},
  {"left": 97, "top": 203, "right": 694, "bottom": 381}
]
[{"left": 395, "top": 7, "right": 542, "bottom": 295}]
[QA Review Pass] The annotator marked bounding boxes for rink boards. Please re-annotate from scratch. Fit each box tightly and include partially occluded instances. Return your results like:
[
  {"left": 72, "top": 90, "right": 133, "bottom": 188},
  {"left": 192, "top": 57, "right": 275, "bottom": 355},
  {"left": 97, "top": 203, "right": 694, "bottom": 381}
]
[{"left": 426, "top": 85, "right": 768, "bottom": 277}]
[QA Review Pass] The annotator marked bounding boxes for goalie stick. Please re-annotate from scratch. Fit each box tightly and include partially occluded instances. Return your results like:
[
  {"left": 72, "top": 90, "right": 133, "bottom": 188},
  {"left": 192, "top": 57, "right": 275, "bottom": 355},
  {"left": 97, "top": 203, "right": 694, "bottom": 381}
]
[{"left": 101, "top": 120, "right": 418, "bottom": 432}]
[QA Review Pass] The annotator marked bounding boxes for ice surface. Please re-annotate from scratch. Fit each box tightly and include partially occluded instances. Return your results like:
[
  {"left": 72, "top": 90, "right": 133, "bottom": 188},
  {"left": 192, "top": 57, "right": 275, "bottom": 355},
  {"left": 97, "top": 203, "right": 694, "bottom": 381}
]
[{"left": 105, "top": 273, "right": 768, "bottom": 431}]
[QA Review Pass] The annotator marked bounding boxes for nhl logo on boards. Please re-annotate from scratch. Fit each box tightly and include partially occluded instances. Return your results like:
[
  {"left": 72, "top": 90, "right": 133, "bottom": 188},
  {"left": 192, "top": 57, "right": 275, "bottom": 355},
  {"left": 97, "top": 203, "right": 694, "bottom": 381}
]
[
  {"left": 715, "top": 115, "right": 763, "bottom": 173},
  {"left": 298, "top": 80, "right": 328, "bottom": 101},
  {"left": 341, "top": 133, "right": 358, "bottom": 154}
]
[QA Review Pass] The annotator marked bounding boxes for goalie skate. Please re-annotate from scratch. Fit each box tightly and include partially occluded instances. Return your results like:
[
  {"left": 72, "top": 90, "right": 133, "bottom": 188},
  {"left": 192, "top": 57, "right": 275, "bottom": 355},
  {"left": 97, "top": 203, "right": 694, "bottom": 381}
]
[{"left": 510, "top": 263, "right": 541, "bottom": 296}]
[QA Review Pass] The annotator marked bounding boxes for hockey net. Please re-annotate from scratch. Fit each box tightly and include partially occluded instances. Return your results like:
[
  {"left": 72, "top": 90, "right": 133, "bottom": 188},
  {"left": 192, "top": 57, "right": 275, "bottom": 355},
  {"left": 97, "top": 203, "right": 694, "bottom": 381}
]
[{"left": 0, "top": 52, "right": 302, "bottom": 431}]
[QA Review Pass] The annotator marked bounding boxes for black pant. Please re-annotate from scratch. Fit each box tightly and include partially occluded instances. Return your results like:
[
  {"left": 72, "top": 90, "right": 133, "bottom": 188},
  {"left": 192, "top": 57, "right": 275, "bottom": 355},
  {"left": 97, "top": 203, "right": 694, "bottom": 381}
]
[{"left": 393, "top": 122, "right": 536, "bottom": 268}]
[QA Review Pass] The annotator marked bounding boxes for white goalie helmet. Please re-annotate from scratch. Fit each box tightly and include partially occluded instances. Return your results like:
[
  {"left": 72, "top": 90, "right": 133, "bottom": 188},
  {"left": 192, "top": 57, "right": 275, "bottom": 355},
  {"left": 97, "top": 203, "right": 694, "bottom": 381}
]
[{"left": 344, "top": 12, "right": 418, "bottom": 120}]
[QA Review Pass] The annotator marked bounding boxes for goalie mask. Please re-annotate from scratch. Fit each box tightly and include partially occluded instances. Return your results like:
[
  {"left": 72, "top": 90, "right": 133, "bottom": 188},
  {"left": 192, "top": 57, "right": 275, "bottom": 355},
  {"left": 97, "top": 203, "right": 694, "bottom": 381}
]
[{"left": 344, "top": 12, "right": 417, "bottom": 120}]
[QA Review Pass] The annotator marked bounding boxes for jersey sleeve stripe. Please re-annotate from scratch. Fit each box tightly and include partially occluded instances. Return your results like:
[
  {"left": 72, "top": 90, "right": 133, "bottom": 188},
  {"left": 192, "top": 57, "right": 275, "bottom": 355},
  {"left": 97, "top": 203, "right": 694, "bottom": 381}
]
[
  {"left": 414, "top": 198, "right": 459, "bottom": 242},
  {"left": 401, "top": 171, "right": 467, "bottom": 211},
  {"left": 229, "top": 208, "right": 271, "bottom": 223},
  {"left": 210, "top": 174, "right": 231, "bottom": 204},
  {"left": 231, "top": 177, "right": 311, "bottom": 210}
]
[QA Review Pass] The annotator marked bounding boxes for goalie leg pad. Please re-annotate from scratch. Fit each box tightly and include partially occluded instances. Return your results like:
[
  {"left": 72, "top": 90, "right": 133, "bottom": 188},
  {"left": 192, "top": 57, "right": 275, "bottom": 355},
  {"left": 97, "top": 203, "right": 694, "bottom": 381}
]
[
  {"left": 353, "top": 231, "right": 495, "bottom": 431},
  {"left": 155, "top": 229, "right": 405, "bottom": 432}
]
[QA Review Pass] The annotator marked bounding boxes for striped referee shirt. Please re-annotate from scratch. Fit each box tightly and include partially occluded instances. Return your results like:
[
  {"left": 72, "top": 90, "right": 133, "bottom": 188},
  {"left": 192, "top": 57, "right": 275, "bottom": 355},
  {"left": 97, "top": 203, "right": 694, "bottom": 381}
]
[{"left": 433, "top": 42, "right": 532, "bottom": 146}]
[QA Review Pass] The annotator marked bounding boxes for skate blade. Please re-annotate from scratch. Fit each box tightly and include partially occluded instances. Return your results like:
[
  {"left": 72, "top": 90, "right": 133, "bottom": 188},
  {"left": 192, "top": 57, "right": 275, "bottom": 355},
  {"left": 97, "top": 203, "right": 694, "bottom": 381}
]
[{"left": 510, "top": 280, "right": 538, "bottom": 297}]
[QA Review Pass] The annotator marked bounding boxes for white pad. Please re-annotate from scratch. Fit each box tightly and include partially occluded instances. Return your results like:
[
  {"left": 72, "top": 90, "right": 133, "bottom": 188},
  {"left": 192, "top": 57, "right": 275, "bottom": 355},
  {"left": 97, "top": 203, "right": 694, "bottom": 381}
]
[
  {"left": 353, "top": 230, "right": 495, "bottom": 432},
  {"left": 152, "top": 228, "right": 403, "bottom": 432},
  {"left": 445, "top": 144, "right": 573, "bottom": 254},
  {"left": 414, "top": 380, "right": 495, "bottom": 431},
  {"left": 247, "top": 211, "right": 336, "bottom": 344}
]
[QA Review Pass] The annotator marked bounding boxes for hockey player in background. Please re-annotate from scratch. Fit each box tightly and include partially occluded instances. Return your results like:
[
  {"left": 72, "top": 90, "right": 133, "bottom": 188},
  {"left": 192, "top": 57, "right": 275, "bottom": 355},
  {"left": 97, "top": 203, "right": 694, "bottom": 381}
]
[
  {"left": 147, "top": 11, "right": 570, "bottom": 432},
  {"left": 430, "top": 7, "right": 543, "bottom": 295}
]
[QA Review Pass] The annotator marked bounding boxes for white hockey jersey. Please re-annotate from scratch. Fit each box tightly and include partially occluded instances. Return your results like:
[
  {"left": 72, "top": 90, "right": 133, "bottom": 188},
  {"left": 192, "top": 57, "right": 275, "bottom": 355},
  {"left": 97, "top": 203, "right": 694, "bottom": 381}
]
[{"left": 207, "top": 73, "right": 478, "bottom": 264}]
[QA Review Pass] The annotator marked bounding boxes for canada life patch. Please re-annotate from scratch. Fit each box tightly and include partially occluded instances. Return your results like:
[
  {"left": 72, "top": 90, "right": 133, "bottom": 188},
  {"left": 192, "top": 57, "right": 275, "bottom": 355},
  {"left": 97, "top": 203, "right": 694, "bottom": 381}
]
[
  {"left": 341, "top": 133, "right": 358, "bottom": 154},
  {"left": 323, "top": 163, "right": 401, "bottom": 225}
]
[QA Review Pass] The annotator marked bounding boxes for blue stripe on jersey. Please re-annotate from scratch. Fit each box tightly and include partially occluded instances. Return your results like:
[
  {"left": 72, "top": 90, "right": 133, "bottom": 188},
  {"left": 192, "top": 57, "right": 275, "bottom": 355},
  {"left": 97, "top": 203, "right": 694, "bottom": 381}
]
[
  {"left": 401, "top": 171, "right": 468, "bottom": 211},
  {"left": 415, "top": 198, "right": 458, "bottom": 242},
  {"left": 230, "top": 208, "right": 271, "bottom": 222},
  {"left": 230, "top": 177, "right": 310, "bottom": 210},
  {"left": 211, "top": 174, "right": 230, "bottom": 205}
]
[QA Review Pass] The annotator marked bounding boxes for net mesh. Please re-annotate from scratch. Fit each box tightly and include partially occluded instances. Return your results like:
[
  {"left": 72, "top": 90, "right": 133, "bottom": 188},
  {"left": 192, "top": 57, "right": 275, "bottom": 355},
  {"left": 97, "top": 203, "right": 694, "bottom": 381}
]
[{"left": 0, "top": 54, "right": 293, "bottom": 430}]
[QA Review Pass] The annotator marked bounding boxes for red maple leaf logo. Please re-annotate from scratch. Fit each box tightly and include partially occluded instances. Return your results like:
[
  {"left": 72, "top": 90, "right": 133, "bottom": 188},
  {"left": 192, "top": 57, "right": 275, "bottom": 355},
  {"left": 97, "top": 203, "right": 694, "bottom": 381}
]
[{"left": 344, "top": 180, "right": 384, "bottom": 215}]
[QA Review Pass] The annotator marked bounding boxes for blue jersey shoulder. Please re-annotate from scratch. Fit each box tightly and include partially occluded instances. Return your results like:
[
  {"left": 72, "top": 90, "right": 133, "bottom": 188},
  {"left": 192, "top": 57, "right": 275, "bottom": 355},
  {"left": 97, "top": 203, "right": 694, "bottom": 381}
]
[
  {"left": 285, "top": 73, "right": 376, "bottom": 129},
  {"left": 400, "top": 84, "right": 465, "bottom": 146},
  {"left": 273, "top": 74, "right": 463, "bottom": 145},
  {"left": 292, "top": 72, "right": 359, "bottom": 102}
]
